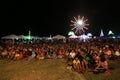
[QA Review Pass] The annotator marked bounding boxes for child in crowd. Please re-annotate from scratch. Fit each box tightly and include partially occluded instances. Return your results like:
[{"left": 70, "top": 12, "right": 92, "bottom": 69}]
[{"left": 73, "top": 57, "right": 82, "bottom": 73}]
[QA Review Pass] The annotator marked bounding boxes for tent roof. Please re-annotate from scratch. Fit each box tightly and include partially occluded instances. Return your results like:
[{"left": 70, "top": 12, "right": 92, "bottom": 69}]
[
  {"left": 69, "top": 35, "right": 78, "bottom": 38},
  {"left": 1, "top": 34, "right": 18, "bottom": 39},
  {"left": 52, "top": 35, "right": 65, "bottom": 39}
]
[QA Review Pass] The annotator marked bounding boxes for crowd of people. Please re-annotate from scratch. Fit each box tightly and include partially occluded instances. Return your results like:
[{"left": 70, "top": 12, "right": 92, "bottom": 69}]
[{"left": 0, "top": 38, "right": 120, "bottom": 74}]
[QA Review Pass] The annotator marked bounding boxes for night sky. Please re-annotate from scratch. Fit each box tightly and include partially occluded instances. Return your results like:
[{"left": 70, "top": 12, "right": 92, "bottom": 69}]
[{"left": 1, "top": 0, "right": 120, "bottom": 37}]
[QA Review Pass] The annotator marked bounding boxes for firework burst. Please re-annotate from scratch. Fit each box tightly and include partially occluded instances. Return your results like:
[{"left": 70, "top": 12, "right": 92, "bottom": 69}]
[{"left": 70, "top": 15, "right": 89, "bottom": 34}]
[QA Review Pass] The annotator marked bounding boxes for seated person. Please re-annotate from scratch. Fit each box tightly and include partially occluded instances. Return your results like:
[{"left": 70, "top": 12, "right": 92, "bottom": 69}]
[
  {"left": 73, "top": 57, "right": 82, "bottom": 73},
  {"left": 93, "top": 54, "right": 108, "bottom": 73}
]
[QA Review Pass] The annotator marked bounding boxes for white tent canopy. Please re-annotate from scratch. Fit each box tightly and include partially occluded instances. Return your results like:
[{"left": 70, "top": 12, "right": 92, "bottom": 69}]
[
  {"left": 52, "top": 35, "right": 66, "bottom": 39},
  {"left": 17, "top": 35, "right": 24, "bottom": 39},
  {"left": 78, "top": 34, "right": 89, "bottom": 39},
  {"left": 1, "top": 34, "right": 41, "bottom": 39},
  {"left": 1, "top": 34, "right": 18, "bottom": 39},
  {"left": 69, "top": 35, "right": 78, "bottom": 38}
]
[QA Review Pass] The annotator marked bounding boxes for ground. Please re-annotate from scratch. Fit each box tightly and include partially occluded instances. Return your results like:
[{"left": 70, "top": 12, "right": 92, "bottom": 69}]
[{"left": 0, "top": 59, "right": 86, "bottom": 80}]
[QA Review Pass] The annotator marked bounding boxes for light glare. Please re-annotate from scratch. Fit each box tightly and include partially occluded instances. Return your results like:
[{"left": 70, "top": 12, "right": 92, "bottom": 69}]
[{"left": 77, "top": 20, "right": 83, "bottom": 25}]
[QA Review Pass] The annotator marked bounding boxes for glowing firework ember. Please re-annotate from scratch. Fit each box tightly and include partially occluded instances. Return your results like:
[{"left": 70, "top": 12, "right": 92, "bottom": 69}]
[{"left": 70, "top": 15, "right": 89, "bottom": 34}]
